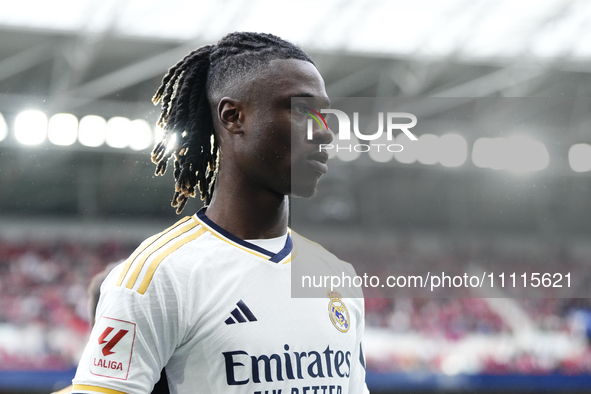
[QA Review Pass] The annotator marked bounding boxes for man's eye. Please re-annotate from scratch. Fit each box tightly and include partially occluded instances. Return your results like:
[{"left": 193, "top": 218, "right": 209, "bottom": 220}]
[{"left": 294, "top": 107, "right": 332, "bottom": 124}]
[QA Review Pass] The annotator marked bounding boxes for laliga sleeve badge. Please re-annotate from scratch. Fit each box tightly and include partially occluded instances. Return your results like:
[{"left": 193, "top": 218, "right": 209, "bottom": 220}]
[
  {"left": 89, "top": 316, "right": 136, "bottom": 380},
  {"left": 327, "top": 290, "right": 350, "bottom": 333}
]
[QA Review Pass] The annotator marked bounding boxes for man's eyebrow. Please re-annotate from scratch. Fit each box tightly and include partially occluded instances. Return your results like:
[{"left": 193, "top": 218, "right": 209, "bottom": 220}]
[{"left": 291, "top": 93, "right": 331, "bottom": 107}]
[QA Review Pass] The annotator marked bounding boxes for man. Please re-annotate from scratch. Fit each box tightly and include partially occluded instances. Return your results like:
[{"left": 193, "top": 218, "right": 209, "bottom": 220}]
[
  {"left": 52, "top": 263, "right": 169, "bottom": 394},
  {"left": 71, "top": 32, "right": 368, "bottom": 393}
]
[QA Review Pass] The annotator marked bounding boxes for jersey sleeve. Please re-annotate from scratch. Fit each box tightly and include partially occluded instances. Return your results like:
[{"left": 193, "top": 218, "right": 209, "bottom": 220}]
[
  {"left": 349, "top": 302, "right": 370, "bottom": 394},
  {"left": 71, "top": 262, "right": 184, "bottom": 394},
  {"left": 343, "top": 262, "right": 370, "bottom": 394},
  {"left": 50, "top": 385, "right": 72, "bottom": 394}
]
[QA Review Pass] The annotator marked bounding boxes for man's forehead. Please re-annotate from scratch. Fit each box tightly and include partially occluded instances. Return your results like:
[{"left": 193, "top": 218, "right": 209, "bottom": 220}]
[
  {"left": 268, "top": 58, "right": 318, "bottom": 75},
  {"left": 264, "top": 59, "right": 326, "bottom": 95}
]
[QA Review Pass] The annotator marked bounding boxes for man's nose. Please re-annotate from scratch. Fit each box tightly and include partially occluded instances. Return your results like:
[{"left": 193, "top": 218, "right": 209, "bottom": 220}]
[{"left": 313, "top": 125, "right": 333, "bottom": 145}]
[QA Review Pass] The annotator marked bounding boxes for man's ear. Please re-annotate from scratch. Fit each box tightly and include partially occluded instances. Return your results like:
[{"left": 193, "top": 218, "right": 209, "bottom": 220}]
[{"left": 217, "top": 97, "right": 243, "bottom": 135}]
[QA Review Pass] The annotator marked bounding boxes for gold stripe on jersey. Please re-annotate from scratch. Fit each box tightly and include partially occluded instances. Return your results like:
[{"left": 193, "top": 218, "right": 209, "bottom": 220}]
[
  {"left": 125, "top": 219, "right": 199, "bottom": 290},
  {"left": 115, "top": 216, "right": 192, "bottom": 286},
  {"left": 295, "top": 232, "right": 325, "bottom": 249},
  {"left": 279, "top": 249, "right": 294, "bottom": 264},
  {"left": 71, "top": 384, "right": 128, "bottom": 394},
  {"left": 193, "top": 215, "right": 270, "bottom": 260},
  {"left": 115, "top": 233, "right": 160, "bottom": 287},
  {"left": 51, "top": 385, "right": 72, "bottom": 394},
  {"left": 137, "top": 226, "right": 207, "bottom": 294}
]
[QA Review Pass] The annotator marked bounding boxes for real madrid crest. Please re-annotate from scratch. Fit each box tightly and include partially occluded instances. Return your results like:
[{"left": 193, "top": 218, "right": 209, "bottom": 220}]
[{"left": 327, "top": 290, "right": 350, "bottom": 333}]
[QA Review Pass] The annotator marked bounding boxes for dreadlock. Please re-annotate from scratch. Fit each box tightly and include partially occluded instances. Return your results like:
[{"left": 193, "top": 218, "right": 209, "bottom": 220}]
[{"left": 151, "top": 32, "right": 314, "bottom": 214}]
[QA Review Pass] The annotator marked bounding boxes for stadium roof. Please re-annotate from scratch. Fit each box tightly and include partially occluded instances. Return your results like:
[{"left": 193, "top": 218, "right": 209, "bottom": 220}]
[
  {"left": 2, "top": 0, "right": 591, "bottom": 228},
  {"left": 3, "top": 0, "right": 591, "bottom": 64}
]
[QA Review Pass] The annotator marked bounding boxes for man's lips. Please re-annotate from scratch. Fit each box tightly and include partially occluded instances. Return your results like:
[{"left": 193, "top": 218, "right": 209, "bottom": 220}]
[
  {"left": 307, "top": 151, "right": 329, "bottom": 174},
  {"left": 308, "top": 151, "right": 329, "bottom": 164}
]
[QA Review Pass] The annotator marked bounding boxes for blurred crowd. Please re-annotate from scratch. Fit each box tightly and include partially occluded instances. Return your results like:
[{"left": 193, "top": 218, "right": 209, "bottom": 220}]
[
  {"left": 0, "top": 236, "right": 590, "bottom": 376},
  {"left": 0, "top": 239, "right": 132, "bottom": 369},
  {"left": 348, "top": 240, "right": 591, "bottom": 376}
]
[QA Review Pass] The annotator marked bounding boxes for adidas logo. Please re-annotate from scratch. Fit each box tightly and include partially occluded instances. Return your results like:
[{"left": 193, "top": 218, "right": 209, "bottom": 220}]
[{"left": 225, "top": 300, "right": 257, "bottom": 325}]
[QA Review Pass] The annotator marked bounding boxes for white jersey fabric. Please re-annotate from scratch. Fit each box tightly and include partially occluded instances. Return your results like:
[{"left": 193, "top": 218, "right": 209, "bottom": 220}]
[
  {"left": 245, "top": 233, "right": 288, "bottom": 253},
  {"left": 72, "top": 208, "right": 369, "bottom": 394}
]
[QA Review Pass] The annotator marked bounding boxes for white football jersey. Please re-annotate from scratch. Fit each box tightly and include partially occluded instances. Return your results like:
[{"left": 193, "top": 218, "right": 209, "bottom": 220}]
[{"left": 72, "top": 208, "right": 369, "bottom": 394}]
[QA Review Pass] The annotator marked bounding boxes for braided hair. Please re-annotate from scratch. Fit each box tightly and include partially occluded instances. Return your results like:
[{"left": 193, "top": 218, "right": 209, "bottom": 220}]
[{"left": 151, "top": 32, "right": 314, "bottom": 214}]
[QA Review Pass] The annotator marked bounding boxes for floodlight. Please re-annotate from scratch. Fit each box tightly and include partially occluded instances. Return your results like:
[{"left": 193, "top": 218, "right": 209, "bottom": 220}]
[
  {"left": 416, "top": 134, "right": 439, "bottom": 165},
  {"left": 128, "top": 119, "right": 153, "bottom": 151},
  {"left": 505, "top": 136, "right": 549, "bottom": 173},
  {"left": 106, "top": 117, "right": 131, "bottom": 149},
  {"left": 48, "top": 113, "right": 78, "bottom": 146},
  {"left": 439, "top": 133, "right": 467, "bottom": 167},
  {"left": 15, "top": 110, "right": 47, "bottom": 145},
  {"left": 472, "top": 138, "right": 494, "bottom": 168},
  {"left": 569, "top": 143, "right": 591, "bottom": 173},
  {"left": 0, "top": 113, "right": 7, "bottom": 142},
  {"left": 394, "top": 133, "right": 418, "bottom": 164},
  {"left": 78, "top": 115, "right": 106, "bottom": 147},
  {"left": 153, "top": 124, "right": 164, "bottom": 144}
]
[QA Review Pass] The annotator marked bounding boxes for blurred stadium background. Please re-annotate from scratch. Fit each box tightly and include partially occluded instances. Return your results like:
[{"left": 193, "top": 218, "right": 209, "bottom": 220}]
[{"left": 2, "top": 0, "right": 591, "bottom": 392}]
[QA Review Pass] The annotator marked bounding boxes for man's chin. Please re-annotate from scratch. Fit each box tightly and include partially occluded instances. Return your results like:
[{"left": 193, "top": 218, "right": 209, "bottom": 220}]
[{"left": 289, "top": 183, "right": 320, "bottom": 199}]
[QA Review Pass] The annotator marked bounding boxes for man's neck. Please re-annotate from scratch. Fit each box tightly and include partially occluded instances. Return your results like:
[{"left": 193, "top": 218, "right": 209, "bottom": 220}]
[{"left": 204, "top": 180, "right": 288, "bottom": 240}]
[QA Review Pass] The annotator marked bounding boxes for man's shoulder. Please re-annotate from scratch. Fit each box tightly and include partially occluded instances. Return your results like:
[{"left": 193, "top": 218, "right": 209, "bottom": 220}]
[
  {"left": 291, "top": 230, "right": 331, "bottom": 253},
  {"left": 105, "top": 215, "right": 213, "bottom": 295},
  {"left": 291, "top": 230, "right": 357, "bottom": 272}
]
